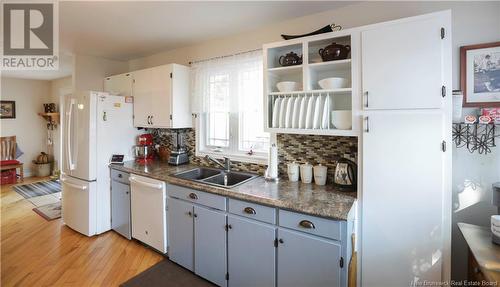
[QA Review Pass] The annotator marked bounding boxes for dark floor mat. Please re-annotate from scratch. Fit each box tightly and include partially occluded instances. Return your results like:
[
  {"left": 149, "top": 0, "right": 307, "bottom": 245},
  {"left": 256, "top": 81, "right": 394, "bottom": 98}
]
[{"left": 120, "top": 259, "right": 216, "bottom": 287}]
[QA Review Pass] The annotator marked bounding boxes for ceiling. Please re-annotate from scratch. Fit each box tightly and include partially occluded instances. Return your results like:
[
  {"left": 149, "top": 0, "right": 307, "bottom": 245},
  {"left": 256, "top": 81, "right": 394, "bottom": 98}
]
[{"left": 2, "top": 1, "right": 355, "bottom": 80}]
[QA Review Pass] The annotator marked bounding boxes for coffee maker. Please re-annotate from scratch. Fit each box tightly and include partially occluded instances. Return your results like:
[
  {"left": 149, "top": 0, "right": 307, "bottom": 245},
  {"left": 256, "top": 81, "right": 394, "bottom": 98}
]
[
  {"left": 134, "top": 134, "right": 154, "bottom": 163},
  {"left": 168, "top": 130, "right": 189, "bottom": 165}
]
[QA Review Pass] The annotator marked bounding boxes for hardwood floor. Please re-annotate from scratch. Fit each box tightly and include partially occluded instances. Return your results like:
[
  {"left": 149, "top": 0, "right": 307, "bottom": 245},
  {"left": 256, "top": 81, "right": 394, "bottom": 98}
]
[{"left": 1, "top": 177, "right": 163, "bottom": 286}]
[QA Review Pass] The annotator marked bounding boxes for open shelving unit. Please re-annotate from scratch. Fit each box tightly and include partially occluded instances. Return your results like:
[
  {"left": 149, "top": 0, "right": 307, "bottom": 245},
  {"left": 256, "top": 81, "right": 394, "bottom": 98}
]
[{"left": 263, "top": 30, "right": 359, "bottom": 136}]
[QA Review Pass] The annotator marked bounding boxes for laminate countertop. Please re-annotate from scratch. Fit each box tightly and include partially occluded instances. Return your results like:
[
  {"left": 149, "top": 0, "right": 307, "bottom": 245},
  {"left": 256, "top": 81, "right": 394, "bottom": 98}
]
[{"left": 110, "top": 161, "right": 357, "bottom": 221}]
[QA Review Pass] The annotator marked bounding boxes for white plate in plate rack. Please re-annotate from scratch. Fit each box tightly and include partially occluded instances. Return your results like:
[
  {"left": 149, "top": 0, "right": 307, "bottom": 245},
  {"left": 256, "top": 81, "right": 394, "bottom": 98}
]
[
  {"left": 272, "top": 97, "right": 281, "bottom": 128},
  {"left": 292, "top": 96, "right": 301, "bottom": 128},
  {"left": 322, "top": 95, "right": 330, "bottom": 129},
  {"left": 305, "top": 96, "right": 316, "bottom": 129},
  {"left": 285, "top": 97, "right": 294, "bottom": 128},
  {"left": 298, "top": 96, "right": 308, "bottom": 129},
  {"left": 279, "top": 97, "right": 288, "bottom": 128},
  {"left": 313, "top": 94, "right": 324, "bottom": 129}
]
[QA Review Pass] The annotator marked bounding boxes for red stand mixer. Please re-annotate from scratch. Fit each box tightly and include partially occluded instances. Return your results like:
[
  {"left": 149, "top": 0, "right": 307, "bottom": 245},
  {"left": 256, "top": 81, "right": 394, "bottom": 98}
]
[{"left": 134, "top": 134, "right": 154, "bottom": 163}]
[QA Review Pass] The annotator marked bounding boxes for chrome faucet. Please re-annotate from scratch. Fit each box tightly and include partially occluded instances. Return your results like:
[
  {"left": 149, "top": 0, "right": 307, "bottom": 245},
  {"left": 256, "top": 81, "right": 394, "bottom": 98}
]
[{"left": 205, "top": 155, "right": 231, "bottom": 172}]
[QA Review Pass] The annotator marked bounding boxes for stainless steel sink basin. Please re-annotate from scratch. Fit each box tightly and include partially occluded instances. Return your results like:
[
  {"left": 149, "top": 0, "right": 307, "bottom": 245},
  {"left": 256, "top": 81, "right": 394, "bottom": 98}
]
[
  {"left": 174, "top": 167, "right": 220, "bottom": 180},
  {"left": 173, "top": 167, "right": 258, "bottom": 188},
  {"left": 202, "top": 172, "right": 256, "bottom": 187}
]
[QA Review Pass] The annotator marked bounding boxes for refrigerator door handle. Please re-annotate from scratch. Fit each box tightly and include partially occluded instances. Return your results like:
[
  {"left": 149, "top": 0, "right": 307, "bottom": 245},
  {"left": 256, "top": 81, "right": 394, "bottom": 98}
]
[
  {"left": 67, "top": 99, "right": 76, "bottom": 170},
  {"left": 61, "top": 178, "right": 88, "bottom": 190}
]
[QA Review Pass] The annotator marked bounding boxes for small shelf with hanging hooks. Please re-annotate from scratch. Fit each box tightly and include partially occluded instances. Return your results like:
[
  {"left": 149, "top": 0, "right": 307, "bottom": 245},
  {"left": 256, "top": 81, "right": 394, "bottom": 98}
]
[
  {"left": 38, "top": 112, "right": 59, "bottom": 129},
  {"left": 452, "top": 123, "right": 499, "bottom": 154}
]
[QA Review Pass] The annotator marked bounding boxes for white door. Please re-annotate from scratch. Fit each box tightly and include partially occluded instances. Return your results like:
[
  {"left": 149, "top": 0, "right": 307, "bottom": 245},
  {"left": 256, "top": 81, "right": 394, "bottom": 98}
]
[
  {"left": 61, "top": 175, "right": 97, "bottom": 236},
  {"left": 103, "top": 73, "right": 133, "bottom": 97},
  {"left": 150, "top": 65, "right": 172, "bottom": 128},
  {"left": 194, "top": 205, "right": 227, "bottom": 287},
  {"left": 62, "top": 91, "right": 97, "bottom": 181},
  {"left": 361, "top": 16, "right": 444, "bottom": 109},
  {"left": 168, "top": 198, "right": 194, "bottom": 271},
  {"left": 227, "top": 215, "right": 276, "bottom": 287},
  {"left": 130, "top": 175, "right": 167, "bottom": 253},
  {"left": 277, "top": 228, "right": 341, "bottom": 287},
  {"left": 362, "top": 112, "right": 444, "bottom": 286},
  {"left": 132, "top": 69, "right": 153, "bottom": 127}
]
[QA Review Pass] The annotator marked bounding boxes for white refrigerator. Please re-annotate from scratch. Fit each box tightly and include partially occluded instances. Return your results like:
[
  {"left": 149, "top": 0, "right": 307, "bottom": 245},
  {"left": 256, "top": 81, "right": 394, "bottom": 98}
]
[{"left": 62, "top": 91, "right": 138, "bottom": 236}]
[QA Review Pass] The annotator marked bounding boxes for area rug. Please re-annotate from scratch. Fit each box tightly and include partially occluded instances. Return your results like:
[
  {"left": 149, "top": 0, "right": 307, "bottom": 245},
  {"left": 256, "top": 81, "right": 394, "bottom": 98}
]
[
  {"left": 120, "top": 260, "right": 215, "bottom": 287},
  {"left": 13, "top": 179, "right": 61, "bottom": 199},
  {"left": 33, "top": 202, "right": 61, "bottom": 221}
]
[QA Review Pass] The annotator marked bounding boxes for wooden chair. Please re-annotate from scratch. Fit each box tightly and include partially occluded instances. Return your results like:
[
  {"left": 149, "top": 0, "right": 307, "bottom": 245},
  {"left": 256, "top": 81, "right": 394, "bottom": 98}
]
[{"left": 0, "top": 136, "right": 24, "bottom": 182}]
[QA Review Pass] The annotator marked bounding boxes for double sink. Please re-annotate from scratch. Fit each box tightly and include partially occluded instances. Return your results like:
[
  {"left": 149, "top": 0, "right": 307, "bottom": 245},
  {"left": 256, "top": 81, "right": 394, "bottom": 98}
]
[{"left": 173, "top": 167, "right": 259, "bottom": 188}]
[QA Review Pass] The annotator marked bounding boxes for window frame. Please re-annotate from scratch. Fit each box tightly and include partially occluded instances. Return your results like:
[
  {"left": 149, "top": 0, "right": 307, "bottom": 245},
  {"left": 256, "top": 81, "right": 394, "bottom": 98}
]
[{"left": 194, "top": 53, "right": 268, "bottom": 164}]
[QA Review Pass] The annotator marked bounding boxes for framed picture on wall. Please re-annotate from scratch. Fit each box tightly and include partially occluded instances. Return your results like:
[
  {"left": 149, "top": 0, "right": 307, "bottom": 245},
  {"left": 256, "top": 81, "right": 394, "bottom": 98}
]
[
  {"left": 0, "top": 101, "right": 16, "bottom": 119},
  {"left": 461, "top": 41, "right": 500, "bottom": 107}
]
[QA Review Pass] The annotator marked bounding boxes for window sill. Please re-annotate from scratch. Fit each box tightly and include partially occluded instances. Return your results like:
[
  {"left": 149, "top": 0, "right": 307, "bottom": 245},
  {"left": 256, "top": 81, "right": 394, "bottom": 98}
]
[{"left": 196, "top": 150, "right": 268, "bottom": 165}]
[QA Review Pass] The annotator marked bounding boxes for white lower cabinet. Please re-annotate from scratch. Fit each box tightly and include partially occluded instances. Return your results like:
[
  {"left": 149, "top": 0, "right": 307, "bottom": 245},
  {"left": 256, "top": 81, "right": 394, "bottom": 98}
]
[
  {"left": 194, "top": 206, "right": 227, "bottom": 287},
  {"left": 227, "top": 215, "right": 276, "bottom": 287},
  {"left": 277, "top": 228, "right": 342, "bottom": 287},
  {"left": 168, "top": 198, "right": 194, "bottom": 271}
]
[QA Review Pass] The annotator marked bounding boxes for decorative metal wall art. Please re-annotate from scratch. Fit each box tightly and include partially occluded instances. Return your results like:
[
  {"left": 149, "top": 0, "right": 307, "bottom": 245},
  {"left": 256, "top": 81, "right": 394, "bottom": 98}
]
[{"left": 452, "top": 123, "right": 499, "bottom": 154}]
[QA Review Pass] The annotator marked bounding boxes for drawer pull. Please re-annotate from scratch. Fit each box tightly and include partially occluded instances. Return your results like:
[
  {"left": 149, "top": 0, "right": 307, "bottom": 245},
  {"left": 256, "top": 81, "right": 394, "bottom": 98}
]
[
  {"left": 188, "top": 211, "right": 192, "bottom": 217},
  {"left": 188, "top": 193, "right": 198, "bottom": 200},
  {"left": 243, "top": 207, "right": 256, "bottom": 214},
  {"left": 299, "top": 220, "right": 315, "bottom": 229},
  {"left": 118, "top": 174, "right": 123, "bottom": 178}
]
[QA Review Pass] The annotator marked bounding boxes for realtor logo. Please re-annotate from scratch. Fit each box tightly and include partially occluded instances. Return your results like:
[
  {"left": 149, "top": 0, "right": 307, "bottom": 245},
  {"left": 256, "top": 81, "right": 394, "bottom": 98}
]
[{"left": 1, "top": 2, "right": 58, "bottom": 70}]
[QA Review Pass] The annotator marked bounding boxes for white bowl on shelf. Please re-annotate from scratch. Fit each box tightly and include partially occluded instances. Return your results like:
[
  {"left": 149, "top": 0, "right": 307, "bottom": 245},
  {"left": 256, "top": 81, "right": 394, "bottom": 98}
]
[
  {"left": 331, "top": 110, "right": 352, "bottom": 130},
  {"left": 276, "top": 81, "right": 299, "bottom": 92},
  {"left": 318, "top": 77, "right": 348, "bottom": 90}
]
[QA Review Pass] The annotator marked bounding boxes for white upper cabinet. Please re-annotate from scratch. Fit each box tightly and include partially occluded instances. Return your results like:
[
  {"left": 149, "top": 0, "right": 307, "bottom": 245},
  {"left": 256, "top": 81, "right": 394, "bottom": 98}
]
[
  {"left": 361, "top": 16, "right": 446, "bottom": 110},
  {"left": 103, "top": 73, "right": 133, "bottom": 97},
  {"left": 106, "top": 63, "right": 191, "bottom": 129},
  {"left": 132, "top": 64, "right": 191, "bottom": 128}
]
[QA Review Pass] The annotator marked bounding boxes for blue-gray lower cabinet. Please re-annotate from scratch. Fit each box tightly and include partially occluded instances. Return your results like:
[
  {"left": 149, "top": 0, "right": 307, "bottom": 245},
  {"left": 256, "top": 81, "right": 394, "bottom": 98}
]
[
  {"left": 277, "top": 228, "right": 342, "bottom": 287},
  {"left": 168, "top": 198, "right": 194, "bottom": 271},
  {"left": 194, "top": 206, "right": 227, "bottom": 287},
  {"left": 111, "top": 180, "right": 131, "bottom": 239},
  {"left": 227, "top": 215, "right": 276, "bottom": 287}
]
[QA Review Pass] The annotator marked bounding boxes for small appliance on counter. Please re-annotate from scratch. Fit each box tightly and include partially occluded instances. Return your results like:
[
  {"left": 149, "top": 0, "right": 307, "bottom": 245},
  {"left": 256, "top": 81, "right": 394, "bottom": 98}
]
[
  {"left": 333, "top": 158, "right": 357, "bottom": 191},
  {"left": 168, "top": 130, "right": 189, "bottom": 165},
  {"left": 135, "top": 134, "right": 154, "bottom": 164},
  {"left": 492, "top": 182, "right": 500, "bottom": 245}
]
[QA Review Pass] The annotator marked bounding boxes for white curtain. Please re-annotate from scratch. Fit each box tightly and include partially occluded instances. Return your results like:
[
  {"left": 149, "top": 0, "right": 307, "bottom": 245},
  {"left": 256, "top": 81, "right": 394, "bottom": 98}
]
[{"left": 190, "top": 49, "right": 263, "bottom": 114}]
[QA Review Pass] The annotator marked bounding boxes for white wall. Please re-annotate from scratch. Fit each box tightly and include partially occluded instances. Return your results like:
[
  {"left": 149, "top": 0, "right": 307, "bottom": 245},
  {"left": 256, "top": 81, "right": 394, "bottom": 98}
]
[
  {"left": 0, "top": 77, "right": 51, "bottom": 176},
  {"left": 73, "top": 54, "right": 128, "bottom": 92},
  {"left": 128, "top": 1, "right": 500, "bottom": 280}
]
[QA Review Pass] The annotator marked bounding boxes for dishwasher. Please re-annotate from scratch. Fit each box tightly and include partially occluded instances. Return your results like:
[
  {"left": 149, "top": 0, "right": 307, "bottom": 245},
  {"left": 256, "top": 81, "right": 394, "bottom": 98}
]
[
  {"left": 130, "top": 174, "right": 167, "bottom": 253},
  {"left": 111, "top": 169, "right": 132, "bottom": 239}
]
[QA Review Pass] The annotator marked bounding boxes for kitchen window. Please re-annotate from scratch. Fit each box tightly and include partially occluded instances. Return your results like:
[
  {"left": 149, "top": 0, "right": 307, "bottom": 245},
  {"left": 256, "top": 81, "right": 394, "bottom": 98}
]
[{"left": 191, "top": 50, "right": 269, "bottom": 163}]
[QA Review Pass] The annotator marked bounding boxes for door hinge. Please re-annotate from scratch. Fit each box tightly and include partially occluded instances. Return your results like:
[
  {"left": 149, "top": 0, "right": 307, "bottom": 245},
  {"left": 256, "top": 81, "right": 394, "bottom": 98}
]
[
  {"left": 133, "top": 79, "right": 135, "bottom": 83},
  {"left": 441, "top": 27, "right": 445, "bottom": 39},
  {"left": 340, "top": 257, "right": 344, "bottom": 268},
  {"left": 274, "top": 238, "right": 278, "bottom": 247},
  {"left": 441, "top": 140, "right": 447, "bottom": 152},
  {"left": 169, "top": 114, "right": 173, "bottom": 120},
  {"left": 441, "top": 86, "right": 446, "bottom": 98},
  {"left": 225, "top": 224, "right": 229, "bottom": 231},
  {"left": 225, "top": 273, "right": 229, "bottom": 280},
  {"left": 170, "top": 72, "right": 173, "bottom": 78}
]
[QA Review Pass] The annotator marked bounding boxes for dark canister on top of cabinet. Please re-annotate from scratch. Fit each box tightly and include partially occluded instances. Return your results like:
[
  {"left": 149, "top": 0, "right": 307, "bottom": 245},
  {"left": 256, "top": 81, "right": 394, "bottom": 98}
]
[
  {"left": 278, "top": 51, "right": 302, "bottom": 66},
  {"left": 318, "top": 43, "right": 351, "bottom": 62}
]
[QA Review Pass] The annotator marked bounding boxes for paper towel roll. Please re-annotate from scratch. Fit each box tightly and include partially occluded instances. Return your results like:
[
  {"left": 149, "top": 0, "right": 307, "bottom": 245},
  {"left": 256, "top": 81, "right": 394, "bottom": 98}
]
[{"left": 268, "top": 144, "right": 278, "bottom": 179}]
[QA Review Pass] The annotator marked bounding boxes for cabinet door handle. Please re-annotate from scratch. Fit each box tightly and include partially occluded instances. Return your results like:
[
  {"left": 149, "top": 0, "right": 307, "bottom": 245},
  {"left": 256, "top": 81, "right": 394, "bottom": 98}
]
[
  {"left": 188, "top": 193, "right": 198, "bottom": 200},
  {"left": 243, "top": 207, "right": 256, "bottom": 214},
  {"left": 365, "top": 116, "right": 370, "bottom": 133},
  {"left": 278, "top": 238, "right": 284, "bottom": 244},
  {"left": 193, "top": 213, "right": 198, "bottom": 218},
  {"left": 118, "top": 174, "right": 122, "bottom": 178},
  {"left": 299, "top": 220, "right": 315, "bottom": 229},
  {"left": 364, "top": 91, "right": 369, "bottom": 108},
  {"left": 147, "top": 116, "right": 151, "bottom": 124},
  {"left": 150, "top": 115, "right": 153, "bottom": 125},
  {"left": 188, "top": 211, "right": 192, "bottom": 217}
]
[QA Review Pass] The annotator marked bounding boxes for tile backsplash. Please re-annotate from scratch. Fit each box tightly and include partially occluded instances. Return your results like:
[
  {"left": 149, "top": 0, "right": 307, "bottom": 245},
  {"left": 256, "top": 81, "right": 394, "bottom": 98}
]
[
  {"left": 150, "top": 128, "right": 358, "bottom": 182},
  {"left": 276, "top": 134, "right": 358, "bottom": 184}
]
